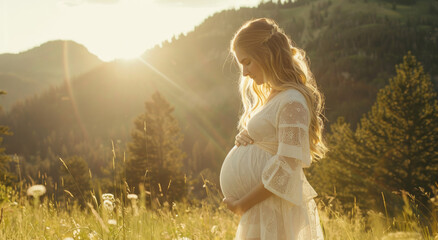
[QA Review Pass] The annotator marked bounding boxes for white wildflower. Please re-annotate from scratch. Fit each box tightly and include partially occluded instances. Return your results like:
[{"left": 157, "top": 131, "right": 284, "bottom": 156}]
[
  {"left": 27, "top": 185, "right": 46, "bottom": 197},
  {"left": 73, "top": 228, "right": 80, "bottom": 237},
  {"left": 127, "top": 194, "right": 138, "bottom": 200},
  {"left": 103, "top": 199, "right": 114, "bottom": 212},
  {"left": 102, "top": 193, "right": 115, "bottom": 202},
  {"left": 179, "top": 223, "right": 186, "bottom": 230},
  {"left": 88, "top": 231, "right": 97, "bottom": 240},
  {"left": 210, "top": 225, "right": 218, "bottom": 234},
  {"left": 63, "top": 238, "right": 74, "bottom": 240},
  {"left": 108, "top": 219, "right": 117, "bottom": 225}
]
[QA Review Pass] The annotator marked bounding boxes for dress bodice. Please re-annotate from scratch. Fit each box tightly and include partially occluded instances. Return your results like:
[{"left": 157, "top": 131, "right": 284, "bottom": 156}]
[{"left": 246, "top": 89, "right": 311, "bottom": 158}]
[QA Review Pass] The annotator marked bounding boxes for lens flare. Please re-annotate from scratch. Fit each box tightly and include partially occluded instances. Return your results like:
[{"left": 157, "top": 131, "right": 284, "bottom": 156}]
[{"left": 63, "top": 41, "right": 89, "bottom": 140}]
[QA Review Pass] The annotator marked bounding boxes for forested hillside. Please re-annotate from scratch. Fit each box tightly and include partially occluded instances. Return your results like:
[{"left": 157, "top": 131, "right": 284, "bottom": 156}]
[
  {"left": 1, "top": 0, "right": 437, "bottom": 199},
  {"left": 0, "top": 40, "right": 103, "bottom": 110}
]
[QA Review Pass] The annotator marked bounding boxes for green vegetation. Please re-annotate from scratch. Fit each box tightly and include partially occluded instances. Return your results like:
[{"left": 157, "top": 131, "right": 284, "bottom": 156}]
[
  {"left": 0, "top": 182, "right": 436, "bottom": 239},
  {"left": 309, "top": 53, "right": 438, "bottom": 226},
  {"left": 0, "top": 0, "right": 437, "bottom": 238},
  {"left": 126, "top": 92, "right": 186, "bottom": 204},
  {"left": 0, "top": 90, "right": 14, "bottom": 186}
]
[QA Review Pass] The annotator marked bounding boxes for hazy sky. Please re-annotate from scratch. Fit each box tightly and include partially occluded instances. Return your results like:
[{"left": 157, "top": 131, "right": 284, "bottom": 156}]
[{"left": 0, "top": 0, "right": 259, "bottom": 61}]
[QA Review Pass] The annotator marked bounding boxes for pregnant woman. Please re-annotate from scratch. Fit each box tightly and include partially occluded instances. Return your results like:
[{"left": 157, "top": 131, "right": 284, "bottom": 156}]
[{"left": 220, "top": 18, "right": 327, "bottom": 240}]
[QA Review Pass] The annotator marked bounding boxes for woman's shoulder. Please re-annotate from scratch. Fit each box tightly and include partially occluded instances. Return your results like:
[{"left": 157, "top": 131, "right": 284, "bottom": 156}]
[
  {"left": 276, "top": 89, "right": 310, "bottom": 119},
  {"left": 278, "top": 88, "right": 307, "bottom": 105}
]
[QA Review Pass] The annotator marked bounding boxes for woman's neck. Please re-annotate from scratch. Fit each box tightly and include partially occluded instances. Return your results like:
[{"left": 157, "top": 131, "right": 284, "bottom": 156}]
[{"left": 266, "top": 89, "right": 281, "bottom": 103}]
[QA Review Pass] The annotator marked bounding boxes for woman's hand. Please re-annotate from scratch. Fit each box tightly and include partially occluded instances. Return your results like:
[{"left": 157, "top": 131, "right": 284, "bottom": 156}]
[
  {"left": 235, "top": 129, "right": 254, "bottom": 146},
  {"left": 223, "top": 197, "right": 245, "bottom": 216}
]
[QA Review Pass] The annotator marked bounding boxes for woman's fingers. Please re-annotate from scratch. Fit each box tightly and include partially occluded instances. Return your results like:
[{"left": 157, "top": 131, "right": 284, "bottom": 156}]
[
  {"left": 238, "top": 131, "right": 254, "bottom": 144},
  {"left": 240, "top": 134, "right": 254, "bottom": 144},
  {"left": 235, "top": 131, "right": 254, "bottom": 146}
]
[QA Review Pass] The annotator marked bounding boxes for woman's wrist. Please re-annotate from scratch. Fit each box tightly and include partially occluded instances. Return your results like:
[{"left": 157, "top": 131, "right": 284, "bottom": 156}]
[
  {"left": 236, "top": 198, "right": 249, "bottom": 213},
  {"left": 237, "top": 183, "right": 272, "bottom": 214}
]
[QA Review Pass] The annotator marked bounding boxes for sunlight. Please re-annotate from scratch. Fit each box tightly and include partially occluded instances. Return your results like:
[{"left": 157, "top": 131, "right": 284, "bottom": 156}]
[
  {"left": 1, "top": 0, "right": 260, "bottom": 61},
  {"left": 62, "top": 41, "right": 89, "bottom": 140},
  {"left": 54, "top": 0, "right": 225, "bottom": 61},
  {"left": 136, "top": 56, "right": 228, "bottom": 156}
]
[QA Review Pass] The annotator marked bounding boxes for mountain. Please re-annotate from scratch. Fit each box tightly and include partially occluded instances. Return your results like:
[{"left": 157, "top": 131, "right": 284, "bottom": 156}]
[
  {"left": 0, "top": 40, "right": 103, "bottom": 110},
  {"left": 1, "top": 0, "right": 437, "bottom": 182}
]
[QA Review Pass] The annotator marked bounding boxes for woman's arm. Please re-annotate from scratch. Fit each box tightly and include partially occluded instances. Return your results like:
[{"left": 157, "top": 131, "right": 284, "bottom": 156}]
[
  {"left": 239, "top": 182, "right": 273, "bottom": 212},
  {"left": 223, "top": 182, "right": 272, "bottom": 215}
]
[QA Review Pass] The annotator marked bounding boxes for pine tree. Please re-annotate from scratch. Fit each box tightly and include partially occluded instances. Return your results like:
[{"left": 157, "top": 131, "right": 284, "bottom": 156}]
[
  {"left": 126, "top": 92, "right": 186, "bottom": 205},
  {"left": 312, "top": 52, "right": 438, "bottom": 213},
  {"left": 0, "top": 90, "right": 14, "bottom": 185},
  {"left": 309, "top": 117, "right": 376, "bottom": 209},
  {"left": 357, "top": 52, "right": 438, "bottom": 207}
]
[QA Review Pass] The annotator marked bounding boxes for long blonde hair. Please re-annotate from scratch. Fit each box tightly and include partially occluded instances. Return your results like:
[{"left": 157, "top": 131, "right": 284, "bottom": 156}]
[{"left": 231, "top": 18, "right": 327, "bottom": 160}]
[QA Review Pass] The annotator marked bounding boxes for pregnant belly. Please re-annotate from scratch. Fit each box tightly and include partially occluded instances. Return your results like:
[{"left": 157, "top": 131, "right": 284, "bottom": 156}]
[{"left": 220, "top": 144, "right": 272, "bottom": 199}]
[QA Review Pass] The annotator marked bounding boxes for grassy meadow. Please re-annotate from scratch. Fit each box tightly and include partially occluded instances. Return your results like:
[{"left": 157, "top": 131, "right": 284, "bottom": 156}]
[
  {"left": 0, "top": 180, "right": 437, "bottom": 240},
  {"left": 0, "top": 1, "right": 437, "bottom": 239}
]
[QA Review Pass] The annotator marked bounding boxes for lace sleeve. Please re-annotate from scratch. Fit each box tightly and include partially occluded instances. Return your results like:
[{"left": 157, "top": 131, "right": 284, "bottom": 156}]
[
  {"left": 261, "top": 100, "right": 315, "bottom": 206},
  {"left": 277, "top": 101, "right": 311, "bottom": 168}
]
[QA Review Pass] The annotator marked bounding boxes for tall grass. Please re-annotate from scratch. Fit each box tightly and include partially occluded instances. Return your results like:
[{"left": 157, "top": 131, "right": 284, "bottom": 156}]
[
  {"left": 0, "top": 180, "right": 437, "bottom": 240},
  {"left": 0, "top": 144, "right": 436, "bottom": 239}
]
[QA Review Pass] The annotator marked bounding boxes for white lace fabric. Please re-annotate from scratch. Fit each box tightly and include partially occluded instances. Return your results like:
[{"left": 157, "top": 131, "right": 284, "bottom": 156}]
[
  {"left": 261, "top": 99, "right": 316, "bottom": 207},
  {"left": 220, "top": 89, "right": 323, "bottom": 240}
]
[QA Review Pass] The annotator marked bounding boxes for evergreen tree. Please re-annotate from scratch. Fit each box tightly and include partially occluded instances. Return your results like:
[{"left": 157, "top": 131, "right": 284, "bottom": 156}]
[
  {"left": 126, "top": 92, "right": 186, "bottom": 205},
  {"left": 357, "top": 52, "right": 438, "bottom": 208},
  {"left": 309, "top": 117, "right": 375, "bottom": 209},
  {"left": 0, "top": 90, "right": 14, "bottom": 185},
  {"left": 312, "top": 52, "right": 438, "bottom": 213}
]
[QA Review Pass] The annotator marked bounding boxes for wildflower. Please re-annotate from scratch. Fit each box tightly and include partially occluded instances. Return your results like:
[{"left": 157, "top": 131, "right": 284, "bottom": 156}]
[
  {"left": 108, "top": 219, "right": 117, "bottom": 225},
  {"left": 210, "top": 225, "right": 218, "bottom": 234},
  {"left": 179, "top": 223, "right": 186, "bottom": 230},
  {"left": 63, "top": 238, "right": 74, "bottom": 240},
  {"left": 27, "top": 185, "right": 46, "bottom": 197},
  {"left": 102, "top": 193, "right": 115, "bottom": 202},
  {"left": 127, "top": 194, "right": 138, "bottom": 200},
  {"left": 73, "top": 228, "right": 80, "bottom": 238},
  {"left": 88, "top": 231, "right": 98, "bottom": 239},
  {"left": 103, "top": 200, "right": 114, "bottom": 212},
  {"left": 127, "top": 193, "right": 139, "bottom": 216}
]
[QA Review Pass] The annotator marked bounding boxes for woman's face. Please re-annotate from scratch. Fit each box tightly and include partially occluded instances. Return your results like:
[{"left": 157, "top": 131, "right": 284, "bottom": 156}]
[{"left": 235, "top": 48, "right": 265, "bottom": 85}]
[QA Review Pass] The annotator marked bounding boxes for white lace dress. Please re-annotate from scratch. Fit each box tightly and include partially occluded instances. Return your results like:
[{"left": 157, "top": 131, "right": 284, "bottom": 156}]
[{"left": 220, "top": 89, "right": 324, "bottom": 240}]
